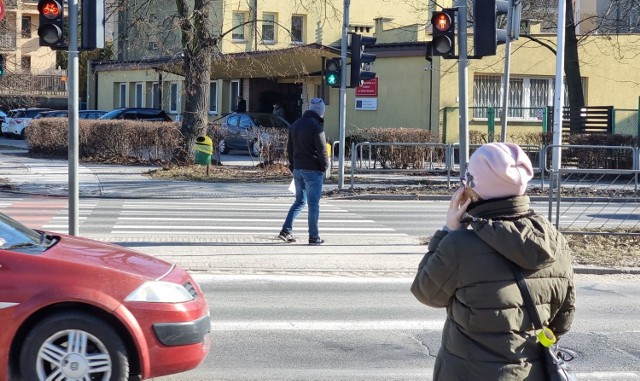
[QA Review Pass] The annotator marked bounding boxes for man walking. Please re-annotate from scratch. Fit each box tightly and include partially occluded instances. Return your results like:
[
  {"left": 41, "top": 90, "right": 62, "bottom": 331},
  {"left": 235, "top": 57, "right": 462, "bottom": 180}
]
[{"left": 278, "top": 98, "right": 330, "bottom": 245}]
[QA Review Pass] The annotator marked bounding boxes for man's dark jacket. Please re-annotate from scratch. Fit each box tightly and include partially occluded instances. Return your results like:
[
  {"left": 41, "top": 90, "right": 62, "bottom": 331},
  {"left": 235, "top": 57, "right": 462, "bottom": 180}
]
[{"left": 287, "top": 110, "right": 330, "bottom": 172}]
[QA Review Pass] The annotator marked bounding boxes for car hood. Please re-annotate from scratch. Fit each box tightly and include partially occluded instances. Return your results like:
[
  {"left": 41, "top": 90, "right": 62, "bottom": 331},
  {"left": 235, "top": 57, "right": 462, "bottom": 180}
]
[{"left": 44, "top": 234, "right": 174, "bottom": 280}]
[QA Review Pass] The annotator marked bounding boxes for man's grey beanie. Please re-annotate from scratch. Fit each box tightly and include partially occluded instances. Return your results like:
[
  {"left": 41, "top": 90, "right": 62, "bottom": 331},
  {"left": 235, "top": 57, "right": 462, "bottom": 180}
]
[{"left": 309, "top": 98, "right": 326, "bottom": 117}]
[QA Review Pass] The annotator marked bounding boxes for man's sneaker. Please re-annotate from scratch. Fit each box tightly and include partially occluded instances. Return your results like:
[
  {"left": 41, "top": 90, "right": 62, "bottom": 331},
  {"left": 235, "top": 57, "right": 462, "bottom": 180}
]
[
  {"left": 278, "top": 231, "right": 296, "bottom": 243},
  {"left": 308, "top": 237, "right": 325, "bottom": 245}
]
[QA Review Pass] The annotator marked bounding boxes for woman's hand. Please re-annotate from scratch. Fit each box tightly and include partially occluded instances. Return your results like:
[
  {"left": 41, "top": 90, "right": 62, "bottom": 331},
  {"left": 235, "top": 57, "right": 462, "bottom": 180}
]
[{"left": 446, "top": 187, "right": 472, "bottom": 231}]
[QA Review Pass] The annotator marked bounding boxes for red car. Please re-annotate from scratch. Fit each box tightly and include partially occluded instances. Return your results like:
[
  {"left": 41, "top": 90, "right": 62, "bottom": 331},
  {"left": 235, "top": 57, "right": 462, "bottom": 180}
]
[{"left": 0, "top": 211, "right": 210, "bottom": 380}]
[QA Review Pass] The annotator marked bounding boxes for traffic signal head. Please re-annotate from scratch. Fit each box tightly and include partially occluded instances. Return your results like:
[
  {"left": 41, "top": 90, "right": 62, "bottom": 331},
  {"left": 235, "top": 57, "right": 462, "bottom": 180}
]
[
  {"left": 0, "top": 55, "right": 4, "bottom": 78},
  {"left": 38, "top": 0, "right": 65, "bottom": 48},
  {"left": 473, "top": 0, "right": 509, "bottom": 57},
  {"left": 81, "top": 0, "right": 105, "bottom": 50},
  {"left": 349, "top": 33, "right": 376, "bottom": 88},
  {"left": 325, "top": 58, "right": 341, "bottom": 88},
  {"left": 431, "top": 9, "right": 456, "bottom": 58}
]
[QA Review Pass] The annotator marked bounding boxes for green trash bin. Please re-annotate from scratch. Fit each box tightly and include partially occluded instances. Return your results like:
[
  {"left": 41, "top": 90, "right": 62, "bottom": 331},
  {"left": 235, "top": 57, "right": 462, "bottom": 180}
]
[{"left": 194, "top": 136, "right": 213, "bottom": 165}]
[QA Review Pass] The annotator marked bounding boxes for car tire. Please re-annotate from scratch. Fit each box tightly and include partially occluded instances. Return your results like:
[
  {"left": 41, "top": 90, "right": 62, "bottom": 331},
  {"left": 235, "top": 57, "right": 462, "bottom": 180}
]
[
  {"left": 218, "top": 139, "right": 230, "bottom": 154},
  {"left": 19, "top": 311, "right": 130, "bottom": 381},
  {"left": 250, "top": 140, "right": 260, "bottom": 157}
]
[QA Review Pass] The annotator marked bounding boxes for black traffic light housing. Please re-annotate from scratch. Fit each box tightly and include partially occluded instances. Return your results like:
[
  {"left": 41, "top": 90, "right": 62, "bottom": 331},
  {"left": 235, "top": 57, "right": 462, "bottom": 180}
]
[
  {"left": 431, "top": 9, "right": 456, "bottom": 58},
  {"left": 473, "top": 0, "right": 509, "bottom": 57},
  {"left": 81, "top": 0, "right": 105, "bottom": 50},
  {"left": 325, "top": 58, "right": 341, "bottom": 88},
  {"left": 0, "top": 55, "right": 4, "bottom": 77},
  {"left": 38, "top": 0, "right": 66, "bottom": 49},
  {"left": 349, "top": 33, "right": 376, "bottom": 88}
]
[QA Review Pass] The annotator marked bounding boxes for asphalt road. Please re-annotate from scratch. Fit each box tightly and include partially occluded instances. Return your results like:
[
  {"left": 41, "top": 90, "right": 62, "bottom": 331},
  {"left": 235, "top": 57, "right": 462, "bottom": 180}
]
[{"left": 155, "top": 274, "right": 640, "bottom": 381}]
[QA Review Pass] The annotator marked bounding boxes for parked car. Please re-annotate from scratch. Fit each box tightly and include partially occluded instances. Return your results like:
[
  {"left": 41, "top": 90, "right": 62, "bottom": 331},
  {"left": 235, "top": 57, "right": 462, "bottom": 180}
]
[
  {"left": 218, "top": 112, "right": 290, "bottom": 156},
  {"left": 0, "top": 110, "right": 7, "bottom": 127},
  {"left": 1, "top": 108, "right": 53, "bottom": 139},
  {"left": 0, "top": 211, "right": 211, "bottom": 380},
  {"left": 34, "top": 109, "right": 108, "bottom": 120},
  {"left": 99, "top": 107, "right": 173, "bottom": 122}
]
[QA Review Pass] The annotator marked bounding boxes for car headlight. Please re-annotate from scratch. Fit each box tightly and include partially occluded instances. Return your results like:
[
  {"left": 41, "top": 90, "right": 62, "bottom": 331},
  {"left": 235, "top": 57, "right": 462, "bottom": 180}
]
[{"left": 125, "top": 281, "right": 195, "bottom": 303}]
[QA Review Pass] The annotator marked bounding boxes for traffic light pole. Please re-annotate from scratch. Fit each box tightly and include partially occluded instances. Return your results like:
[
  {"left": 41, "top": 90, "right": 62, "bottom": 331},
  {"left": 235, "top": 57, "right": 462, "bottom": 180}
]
[
  {"left": 457, "top": 1, "right": 470, "bottom": 175},
  {"left": 68, "top": 0, "right": 79, "bottom": 235},
  {"left": 337, "top": 0, "right": 350, "bottom": 190}
]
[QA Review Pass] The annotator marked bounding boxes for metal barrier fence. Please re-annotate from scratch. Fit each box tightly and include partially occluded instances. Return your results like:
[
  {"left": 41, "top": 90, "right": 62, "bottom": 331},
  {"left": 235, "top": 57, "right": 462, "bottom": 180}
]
[{"left": 345, "top": 141, "right": 640, "bottom": 234}]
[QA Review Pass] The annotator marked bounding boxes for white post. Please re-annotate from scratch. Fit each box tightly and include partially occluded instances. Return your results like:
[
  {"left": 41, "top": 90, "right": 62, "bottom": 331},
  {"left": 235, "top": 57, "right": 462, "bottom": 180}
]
[
  {"left": 68, "top": 0, "right": 79, "bottom": 235},
  {"left": 337, "top": 0, "right": 350, "bottom": 189}
]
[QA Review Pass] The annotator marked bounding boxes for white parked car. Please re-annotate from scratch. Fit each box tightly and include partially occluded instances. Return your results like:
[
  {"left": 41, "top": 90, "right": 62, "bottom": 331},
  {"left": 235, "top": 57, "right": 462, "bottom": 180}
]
[{"left": 1, "top": 108, "right": 53, "bottom": 139}]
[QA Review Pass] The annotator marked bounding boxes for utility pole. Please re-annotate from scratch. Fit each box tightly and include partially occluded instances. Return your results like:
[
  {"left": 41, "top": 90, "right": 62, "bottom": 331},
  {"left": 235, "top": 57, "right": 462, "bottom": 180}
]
[
  {"left": 457, "top": 0, "right": 470, "bottom": 175},
  {"left": 68, "top": 0, "right": 79, "bottom": 235}
]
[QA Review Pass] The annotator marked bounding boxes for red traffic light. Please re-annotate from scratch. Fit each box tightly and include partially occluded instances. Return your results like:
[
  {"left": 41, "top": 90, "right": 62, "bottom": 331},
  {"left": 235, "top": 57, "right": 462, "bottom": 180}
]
[
  {"left": 39, "top": 0, "right": 61, "bottom": 19},
  {"left": 433, "top": 12, "right": 452, "bottom": 32}
]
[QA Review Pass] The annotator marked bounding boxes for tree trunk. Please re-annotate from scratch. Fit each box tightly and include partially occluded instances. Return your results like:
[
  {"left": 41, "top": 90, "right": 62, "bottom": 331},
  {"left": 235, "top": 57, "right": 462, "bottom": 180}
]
[
  {"left": 174, "top": 0, "right": 215, "bottom": 164},
  {"left": 564, "top": 0, "right": 585, "bottom": 133}
]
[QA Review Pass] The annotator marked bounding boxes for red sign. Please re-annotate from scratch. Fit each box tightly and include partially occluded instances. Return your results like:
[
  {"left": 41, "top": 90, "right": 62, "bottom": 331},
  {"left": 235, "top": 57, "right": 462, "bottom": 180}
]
[
  {"left": 0, "top": 0, "right": 5, "bottom": 22},
  {"left": 355, "top": 78, "right": 378, "bottom": 97}
]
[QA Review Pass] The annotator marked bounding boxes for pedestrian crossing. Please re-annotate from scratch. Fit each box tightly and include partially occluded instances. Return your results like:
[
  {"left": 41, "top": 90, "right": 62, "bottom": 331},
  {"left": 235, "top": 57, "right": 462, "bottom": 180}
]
[
  {"left": 110, "top": 199, "right": 405, "bottom": 236},
  {"left": 0, "top": 197, "right": 408, "bottom": 237}
]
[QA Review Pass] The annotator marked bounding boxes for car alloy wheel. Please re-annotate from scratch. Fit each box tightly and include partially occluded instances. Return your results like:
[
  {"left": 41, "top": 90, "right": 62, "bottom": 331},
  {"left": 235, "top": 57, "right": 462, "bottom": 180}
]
[{"left": 20, "top": 311, "right": 129, "bottom": 381}]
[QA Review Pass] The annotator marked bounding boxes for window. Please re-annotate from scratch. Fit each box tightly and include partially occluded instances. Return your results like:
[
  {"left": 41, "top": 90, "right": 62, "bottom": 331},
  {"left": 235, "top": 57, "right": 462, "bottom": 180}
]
[
  {"left": 20, "top": 56, "right": 31, "bottom": 73},
  {"left": 118, "top": 83, "right": 128, "bottom": 108},
  {"left": 232, "top": 12, "right": 247, "bottom": 40},
  {"left": 262, "top": 13, "right": 276, "bottom": 43},
  {"left": 208, "top": 81, "right": 218, "bottom": 114},
  {"left": 152, "top": 82, "right": 160, "bottom": 109},
  {"left": 291, "top": 15, "right": 304, "bottom": 43},
  {"left": 473, "top": 74, "right": 584, "bottom": 120},
  {"left": 169, "top": 82, "right": 179, "bottom": 113},
  {"left": 134, "top": 83, "right": 144, "bottom": 108},
  {"left": 21, "top": 16, "right": 31, "bottom": 38}
]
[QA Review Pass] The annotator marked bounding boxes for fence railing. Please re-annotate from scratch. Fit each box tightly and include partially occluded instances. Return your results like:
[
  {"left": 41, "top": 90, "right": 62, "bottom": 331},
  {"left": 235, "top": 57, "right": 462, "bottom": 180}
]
[
  {"left": 346, "top": 141, "right": 640, "bottom": 234},
  {"left": 442, "top": 106, "right": 640, "bottom": 145}
]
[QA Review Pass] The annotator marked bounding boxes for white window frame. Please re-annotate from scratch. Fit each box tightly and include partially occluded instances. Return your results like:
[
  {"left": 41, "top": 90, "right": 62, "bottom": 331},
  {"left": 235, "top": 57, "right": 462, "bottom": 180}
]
[
  {"left": 134, "top": 82, "right": 144, "bottom": 108},
  {"left": 232, "top": 12, "right": 247, "bottom": 41},
  {"left": 118, "top": 83, "right": 128, "bottom": 108},
  {"left": 291, "top": 15, "right": 304, "bottom": 44},
  {"left": 169, "top": 82, "right": 180, "bottom": 114},
  {"left": 208, "top": 81, "right": 219, "bottom": 115},
  {"left": 262, "top": 13, "right": 276, "bottom": 43},
  {"left": 473, "top": 74, "right": 584, "bottom": 121},
  {"left": 229, "top": 80, "right": 240, "bottom": 113}
]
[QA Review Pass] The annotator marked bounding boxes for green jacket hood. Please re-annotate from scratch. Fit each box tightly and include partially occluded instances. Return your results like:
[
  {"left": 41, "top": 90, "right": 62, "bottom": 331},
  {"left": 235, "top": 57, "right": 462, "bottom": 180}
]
[{"left": 464, "top": 195, "right": 562, "bottom": 270}]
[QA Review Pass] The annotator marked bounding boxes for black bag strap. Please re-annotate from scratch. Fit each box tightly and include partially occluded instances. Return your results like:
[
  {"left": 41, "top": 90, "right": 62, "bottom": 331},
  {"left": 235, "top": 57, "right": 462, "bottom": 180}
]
[{"left": 509, "top": 262, "right": 545, "bottom": 331}]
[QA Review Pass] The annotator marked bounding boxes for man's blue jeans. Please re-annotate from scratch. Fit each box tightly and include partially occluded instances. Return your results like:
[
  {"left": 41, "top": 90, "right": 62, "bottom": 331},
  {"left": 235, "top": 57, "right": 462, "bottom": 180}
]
[{"left": 281, "top": 169, "right": 324, "bottom": 238}]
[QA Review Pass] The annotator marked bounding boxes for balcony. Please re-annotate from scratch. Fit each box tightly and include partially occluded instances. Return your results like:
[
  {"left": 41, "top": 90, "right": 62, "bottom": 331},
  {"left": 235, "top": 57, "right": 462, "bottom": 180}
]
[{"left": 0, "top": 74, "right": 67, "bottom": 96}]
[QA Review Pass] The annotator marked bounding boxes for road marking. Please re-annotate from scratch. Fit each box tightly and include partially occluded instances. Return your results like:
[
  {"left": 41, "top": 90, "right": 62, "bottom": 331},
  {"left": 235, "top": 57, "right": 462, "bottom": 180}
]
[
  {"left": 116, "top": 217, "right": 376, "bottom": 223},
  {"left": 195, "top": 274, "right": 415, "bottom": 283},
  {"left": 211, "top": 320, "right": 444, "bottom": 331},
  {"left": 111, "top": 225, "right": 396, "bottom": 231}
]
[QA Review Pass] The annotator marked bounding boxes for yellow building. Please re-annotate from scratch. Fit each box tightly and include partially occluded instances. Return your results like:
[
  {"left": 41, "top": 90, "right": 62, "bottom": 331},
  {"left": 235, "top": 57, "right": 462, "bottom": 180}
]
[
  {"left": 91, "top": 2, "right": 640, "bottom": 144},
  {"left": 0, "top": 0, "right": 66, "bottom": 108}
]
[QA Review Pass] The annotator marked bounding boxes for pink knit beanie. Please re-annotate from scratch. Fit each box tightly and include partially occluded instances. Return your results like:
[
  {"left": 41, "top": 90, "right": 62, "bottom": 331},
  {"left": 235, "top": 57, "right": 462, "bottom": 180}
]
[{"left": 466, "top": 143, "right": 533, "bottom": 200}]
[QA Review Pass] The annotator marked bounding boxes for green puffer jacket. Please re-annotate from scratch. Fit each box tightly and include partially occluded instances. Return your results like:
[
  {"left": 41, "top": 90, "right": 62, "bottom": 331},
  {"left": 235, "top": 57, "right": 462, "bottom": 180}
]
[{"left": 411, "top": 195, "right": 575, "bottom": 381}]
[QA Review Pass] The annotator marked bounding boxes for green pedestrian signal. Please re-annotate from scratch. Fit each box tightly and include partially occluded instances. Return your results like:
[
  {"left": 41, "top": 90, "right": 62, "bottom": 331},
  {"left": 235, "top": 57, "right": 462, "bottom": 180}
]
[
  {"left": 325, "top": 58, "right": 340, "bottom": 88},
  {"left": 0, "top": 55, "right": 4, "bottom": 77}
]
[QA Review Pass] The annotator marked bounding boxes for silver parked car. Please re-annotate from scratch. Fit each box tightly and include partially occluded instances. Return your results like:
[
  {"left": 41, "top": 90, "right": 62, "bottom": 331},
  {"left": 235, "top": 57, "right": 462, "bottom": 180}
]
[{"left": 218, "top": 112, "right": 290, "bottom": 156}]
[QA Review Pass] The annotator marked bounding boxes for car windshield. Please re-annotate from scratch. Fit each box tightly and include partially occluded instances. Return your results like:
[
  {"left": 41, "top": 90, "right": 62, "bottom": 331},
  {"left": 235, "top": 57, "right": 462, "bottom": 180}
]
[
  {"left": 99, "top": 109, "right": 124, "bottom": 119},
  {"left": 0, "top": 212, "right": 54, "bottom": 253}
]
